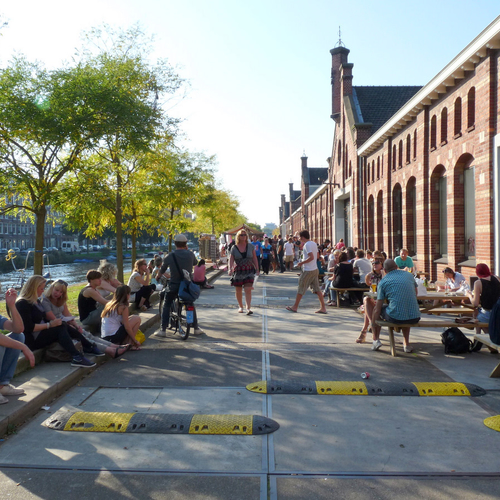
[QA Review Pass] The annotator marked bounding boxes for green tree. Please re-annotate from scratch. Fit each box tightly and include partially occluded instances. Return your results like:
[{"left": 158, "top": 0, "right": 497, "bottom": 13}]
[
  {"left": 193, "top": 187, "right": 244, "bottom": 235},
  {"left": 66, "top": 25, "right": 184, "bottom": 280},
  {"left": 0, "top": 58, "right": 105, "bottom": 273}
]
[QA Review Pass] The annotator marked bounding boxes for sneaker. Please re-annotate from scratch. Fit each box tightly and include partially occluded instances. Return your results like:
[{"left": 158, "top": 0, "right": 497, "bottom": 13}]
[
  {"left": 404, "top": 345, "right": 413, "bottom": 353},
  {"left": 84, "top": 346, "right": 105, "bottom": 357},
  {"left": 0, "top": 384, "right": 25, "bottom": 396},
  {"left": 194, "top": 328, "right": 205, "bottom": 335},
  {"left": 71, "top": 356, "right": 96, "bottom": 368},
  {"left": 0, "top": 394, "right": 8, "bottom": 405},
  {"left": 155, "top": 328, "right": 167, "bottom": 338},
  {"left": 372, "top": 339, "right": 382, "bottom": 351}
]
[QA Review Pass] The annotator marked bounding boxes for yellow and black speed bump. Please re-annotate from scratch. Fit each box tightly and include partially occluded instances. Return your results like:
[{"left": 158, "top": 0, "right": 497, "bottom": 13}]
[
  {"left": 246, "top": 380, "right": 486, "bottom": 397},
  {"left": 484, "top": 415, "right": 500, "bottom": 432},
  {"left": 42, "top": 410, "right": 279, "bottom": 435}
]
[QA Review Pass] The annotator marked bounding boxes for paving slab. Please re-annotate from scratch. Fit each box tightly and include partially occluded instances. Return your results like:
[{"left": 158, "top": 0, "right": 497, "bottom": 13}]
[
  {"left": 267, "top": 346, "right": 454, "bottom": 382},
  {"left": 0, "top": 387, "right": 265, "bottom": 472},
  {"left": 77, "top": 346, "right": 263, "bottom": 388},
  {"left": 0, "top": 469, "right": 262, "bottom": 500},
  {"left": 274, "top": 477, "right": 500, "bottom": 500},
  {"left": 270, "top": 395, "right": 499, "bottom": 473}
]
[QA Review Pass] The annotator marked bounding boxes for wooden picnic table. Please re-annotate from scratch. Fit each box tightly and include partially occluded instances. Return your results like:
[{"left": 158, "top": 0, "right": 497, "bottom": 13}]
[{"left": 364, "top": 291, "right": 472, "bottom": 314}]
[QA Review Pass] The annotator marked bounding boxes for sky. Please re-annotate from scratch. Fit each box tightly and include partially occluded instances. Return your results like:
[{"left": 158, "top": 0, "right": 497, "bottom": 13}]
[{"left": 1, "top": 1, "right": 499, "bottom": 229}]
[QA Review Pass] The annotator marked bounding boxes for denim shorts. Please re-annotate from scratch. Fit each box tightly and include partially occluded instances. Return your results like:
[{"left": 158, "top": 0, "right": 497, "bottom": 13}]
[
  {"left": 381, "top": 304, "right": 420, "bottom": 324},
  {"left": 477, "top": 308, "right": 491, "bottom": 323}
]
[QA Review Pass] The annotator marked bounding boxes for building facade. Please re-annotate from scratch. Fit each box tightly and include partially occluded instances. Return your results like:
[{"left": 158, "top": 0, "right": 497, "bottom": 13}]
[{"left": 279, "top": 15, "right": 500, "bottom": 281}]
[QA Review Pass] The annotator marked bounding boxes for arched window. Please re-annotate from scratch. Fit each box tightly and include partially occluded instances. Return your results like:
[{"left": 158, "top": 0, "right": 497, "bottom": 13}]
[
  {"left": 430, "top": 115, "right": 437, "bottom": 149},
  {"left": 441, "top": 108, "right": 448, "bottom": 144},
  {"left": 337, "top": 140, "right": 342, "bottom": 165},
  {"left": 467, "top": 88, "right": 475, "bottom": 129},
  {"left": 377, "top": 157, "right": 380, "bottom": 179},
  {"left": 454, "top": 97, "right": 462, "bottom": 136},
  {"left": 349, "top": 160, "right": 352, "bottom": 178},
  {"left": 406, "top": 134, "right": 411, "bottom": 163},
  {"left": 372, "top": 160, "right": 375, "bottom": 183},
  {"left": 398, "top": 140, "right": 403, "bottom": 167},
  {"left": 392, "top": 145, "right": 397, "bottom": 171},
  {"left": 464, "top": 167, "right": 475, "bottom": 257},
  {"left": 439, "top": 176, "right": 447, "bottom": 256},
  {"left": 413, "top": 130, "right": 417, "bottom": 159},
  {"left": 393, "top": 184, "right": 403, "bottom": 253},
  {"left": 406, "top": 177, "right": 417, "bottom": 255}
]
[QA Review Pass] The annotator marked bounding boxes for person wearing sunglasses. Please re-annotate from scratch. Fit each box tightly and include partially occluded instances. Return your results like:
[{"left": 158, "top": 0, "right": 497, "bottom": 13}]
[{"left": 229, "top": 229, "right": 259, "bottom": 314}]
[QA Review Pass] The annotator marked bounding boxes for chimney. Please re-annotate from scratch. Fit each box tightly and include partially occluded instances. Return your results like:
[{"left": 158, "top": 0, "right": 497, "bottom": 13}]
[{"left": 330, "top": 46, "right": 350, "bottom": 123}]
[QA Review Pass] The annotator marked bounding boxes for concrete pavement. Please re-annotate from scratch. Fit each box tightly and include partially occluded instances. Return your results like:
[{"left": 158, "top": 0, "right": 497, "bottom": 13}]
[{"left": 1, "top": 270, "right": 500, "bottom": 498}]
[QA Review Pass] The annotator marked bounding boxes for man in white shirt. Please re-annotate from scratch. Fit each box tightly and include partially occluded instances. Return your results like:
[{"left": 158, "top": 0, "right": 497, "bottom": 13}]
[
  {"left": 286, "top": 230, "right": 327, "bottom": 314},
  {"left": 284, "top": 237, "right": 295, "bottom": 271},
  {"left": 353, "top": 249, "right": 372, "bottom": 283}
]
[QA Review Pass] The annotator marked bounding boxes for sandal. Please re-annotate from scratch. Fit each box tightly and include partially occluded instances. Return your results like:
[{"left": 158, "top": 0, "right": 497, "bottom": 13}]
[
  {"left": 114, "top": 345, "right": 131, "bottom": 358},
  {"left": 356, "top": 331, "right": 367, "bottom": 343},
  {"left": 140, "top": 305, "right": 148, "bottom": 312},
  {"left": 238, "top": 307, "right": 244, "bottom": 313}
]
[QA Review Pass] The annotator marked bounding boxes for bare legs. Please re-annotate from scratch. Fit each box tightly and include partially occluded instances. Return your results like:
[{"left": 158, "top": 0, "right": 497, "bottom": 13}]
[
  {"left": 235, "top": 285, "right": 253, "bottom": 313},
  {"left": 289, "top": 291, "right": 326, "bottom": 314}
]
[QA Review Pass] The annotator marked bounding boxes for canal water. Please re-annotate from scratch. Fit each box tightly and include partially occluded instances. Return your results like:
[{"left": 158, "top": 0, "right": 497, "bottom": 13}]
[{"left": 0, "top": 259, "right": 134, "bottom": 291}]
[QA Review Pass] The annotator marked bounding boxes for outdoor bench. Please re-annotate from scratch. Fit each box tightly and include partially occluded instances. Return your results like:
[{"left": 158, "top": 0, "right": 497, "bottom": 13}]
[
  {"left": 331, "top": 287, "right": 368, "bottom": 307},
  {"left": 375, "top": 319, "right": 489, "bottom": 357},
  {"left": 472, "top": 334, "right": 500, "bottom": 378}
]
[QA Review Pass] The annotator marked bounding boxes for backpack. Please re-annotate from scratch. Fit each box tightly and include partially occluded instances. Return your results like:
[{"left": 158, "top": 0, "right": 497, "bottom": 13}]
[
  {"left": 488, "top": 297, "right": 500, "bottom": 345},
  {"left": 441, "top": 327, "right": 472, "bottom": 354},
  {"left": 172, "top": 254, "right": 200, "bottom": 303}
]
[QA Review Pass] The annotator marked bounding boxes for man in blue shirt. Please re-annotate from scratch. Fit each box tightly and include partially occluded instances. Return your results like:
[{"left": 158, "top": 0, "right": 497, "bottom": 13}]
[
  {"left": 371, "top": 259, "right": 420, "bottom": 353},
  {"left": 251, "top": 235, "right": 262, "bottom": 272},
  {"left": 394, "top": 248, "right": 414, "bottom": 272}
]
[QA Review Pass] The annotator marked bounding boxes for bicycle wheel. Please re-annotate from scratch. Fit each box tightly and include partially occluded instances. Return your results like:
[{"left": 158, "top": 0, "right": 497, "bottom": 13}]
[{"left": 177, "top": 300, "right": 191, "bottom": 341}]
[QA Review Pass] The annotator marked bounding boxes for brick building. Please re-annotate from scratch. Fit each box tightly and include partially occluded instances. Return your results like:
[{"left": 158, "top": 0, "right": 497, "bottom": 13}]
[{"left": 279, "top": 15, "right": 500, "bottom": 281}]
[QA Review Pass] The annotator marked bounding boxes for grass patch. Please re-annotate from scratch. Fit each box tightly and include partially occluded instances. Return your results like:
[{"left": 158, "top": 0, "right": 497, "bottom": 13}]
[{"left": 0, "top": 272, "right": 132, "bottom": 318}]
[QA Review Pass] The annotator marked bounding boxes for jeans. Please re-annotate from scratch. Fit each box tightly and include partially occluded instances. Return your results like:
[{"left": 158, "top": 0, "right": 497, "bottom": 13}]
[
  {"left": 0, "top": 332, "right": 25, "bottom": 386},
  {"left": 161, "top": 283, "right": 198, "bottom": 329},
  {"left": 278, "top": 254, "right": 285, "bottom": 272}
]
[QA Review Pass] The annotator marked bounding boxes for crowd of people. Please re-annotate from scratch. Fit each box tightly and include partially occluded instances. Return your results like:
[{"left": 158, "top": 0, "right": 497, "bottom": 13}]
[
  {"left": 0, "top": 233, "right": 210, "bottom": 405},
  {"left": 1, "top": 229, "right": 499, "bottom": 406}
]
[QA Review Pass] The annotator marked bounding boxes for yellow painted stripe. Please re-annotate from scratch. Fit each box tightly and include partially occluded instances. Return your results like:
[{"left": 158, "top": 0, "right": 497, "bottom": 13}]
[
  {"left": 246, "top": 381, "right": 268, "bottom": 394},
  {"left": 315, "top": 381, "right": 367, "bottom": 395},
  {"left": 189, "top": 414, "right": 253, "bottom": 435},
  {"left": 412, "top": 382, "right": 471, "bottom": 396},
  {"left": 63, "top": 411, "right": 135, "bottom": 432},
  {"left": 484, "top": 415, "right": 500, "bottom": 432}
]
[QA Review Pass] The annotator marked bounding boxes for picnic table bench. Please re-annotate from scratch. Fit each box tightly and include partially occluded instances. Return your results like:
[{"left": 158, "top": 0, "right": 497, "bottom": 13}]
[
  {"left": 375, "top": 318, "right": 488, "bottom": 357},
  {"left": 331, "top": 287, "right": 368, "bottom": 307},
  {"left": 423, "top": 307, "right": 474, "bottom": 316},
  {"left": 473, "top": 334, "right": 500, "bottom": 378}
]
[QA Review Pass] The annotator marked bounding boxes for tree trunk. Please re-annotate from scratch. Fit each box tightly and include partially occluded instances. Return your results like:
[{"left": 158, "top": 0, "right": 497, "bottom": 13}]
[
  {"left": 131, "top": 229, "right": 137, "bottom": 271},
  {"left": 34, "top": 206, "right": 47, "bottom": 275},
  {"left": 168, "top": 207, "right": 174, "bottom": 252},
  {"left": 115, "top": 169, "right": 124, "bottom": 283}
]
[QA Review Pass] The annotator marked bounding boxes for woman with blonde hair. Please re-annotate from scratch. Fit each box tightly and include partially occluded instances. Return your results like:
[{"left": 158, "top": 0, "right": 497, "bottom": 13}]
[
  {"left": 97, "top": 261, "right": 122, "bottom": 298},
  {"left": 101, "top": 285, "right": 142, "bottom": 350},
  {"left": 228, "top": 229, "right": 259, "bottom": 314},
  {"left": 43, "top": 280, "right": 129, "bottom": 358},
  {"left": 16, "top": 276, "right": 95, "bottom": 367},
  {"left": 127, "top": 259, "right": 155, "bottom": 311}
]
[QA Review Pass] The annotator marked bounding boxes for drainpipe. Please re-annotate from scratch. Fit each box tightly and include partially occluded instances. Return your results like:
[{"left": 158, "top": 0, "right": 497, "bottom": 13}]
[
  {"left": 494, "top": 134, "right": 500, "bottom": 275},
  {"left": 358, "top": 155, "right": 364, "bottom": 247}
]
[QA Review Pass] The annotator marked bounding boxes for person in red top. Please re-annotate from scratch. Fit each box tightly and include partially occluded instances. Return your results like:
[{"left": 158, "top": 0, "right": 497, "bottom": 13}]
[
  {"left": 193, "top": 259, "right": 214, "bottom": 289},
  {"left": 335, "top": 238, "right": 346, "bottom": 250}
]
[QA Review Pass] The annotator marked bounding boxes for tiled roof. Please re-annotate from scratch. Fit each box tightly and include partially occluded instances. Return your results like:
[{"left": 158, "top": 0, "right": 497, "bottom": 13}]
[
  {"left": 353, "top": 86, "right": 422, "bottom": 133},
  {"left": 308, "top": 168, "right": 328, "bottom": 186}
]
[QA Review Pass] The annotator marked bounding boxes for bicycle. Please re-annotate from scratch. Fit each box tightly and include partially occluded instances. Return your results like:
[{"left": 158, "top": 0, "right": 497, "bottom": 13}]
[{"left": 158, "top": 288, "right": 195, "bottom": 341}]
